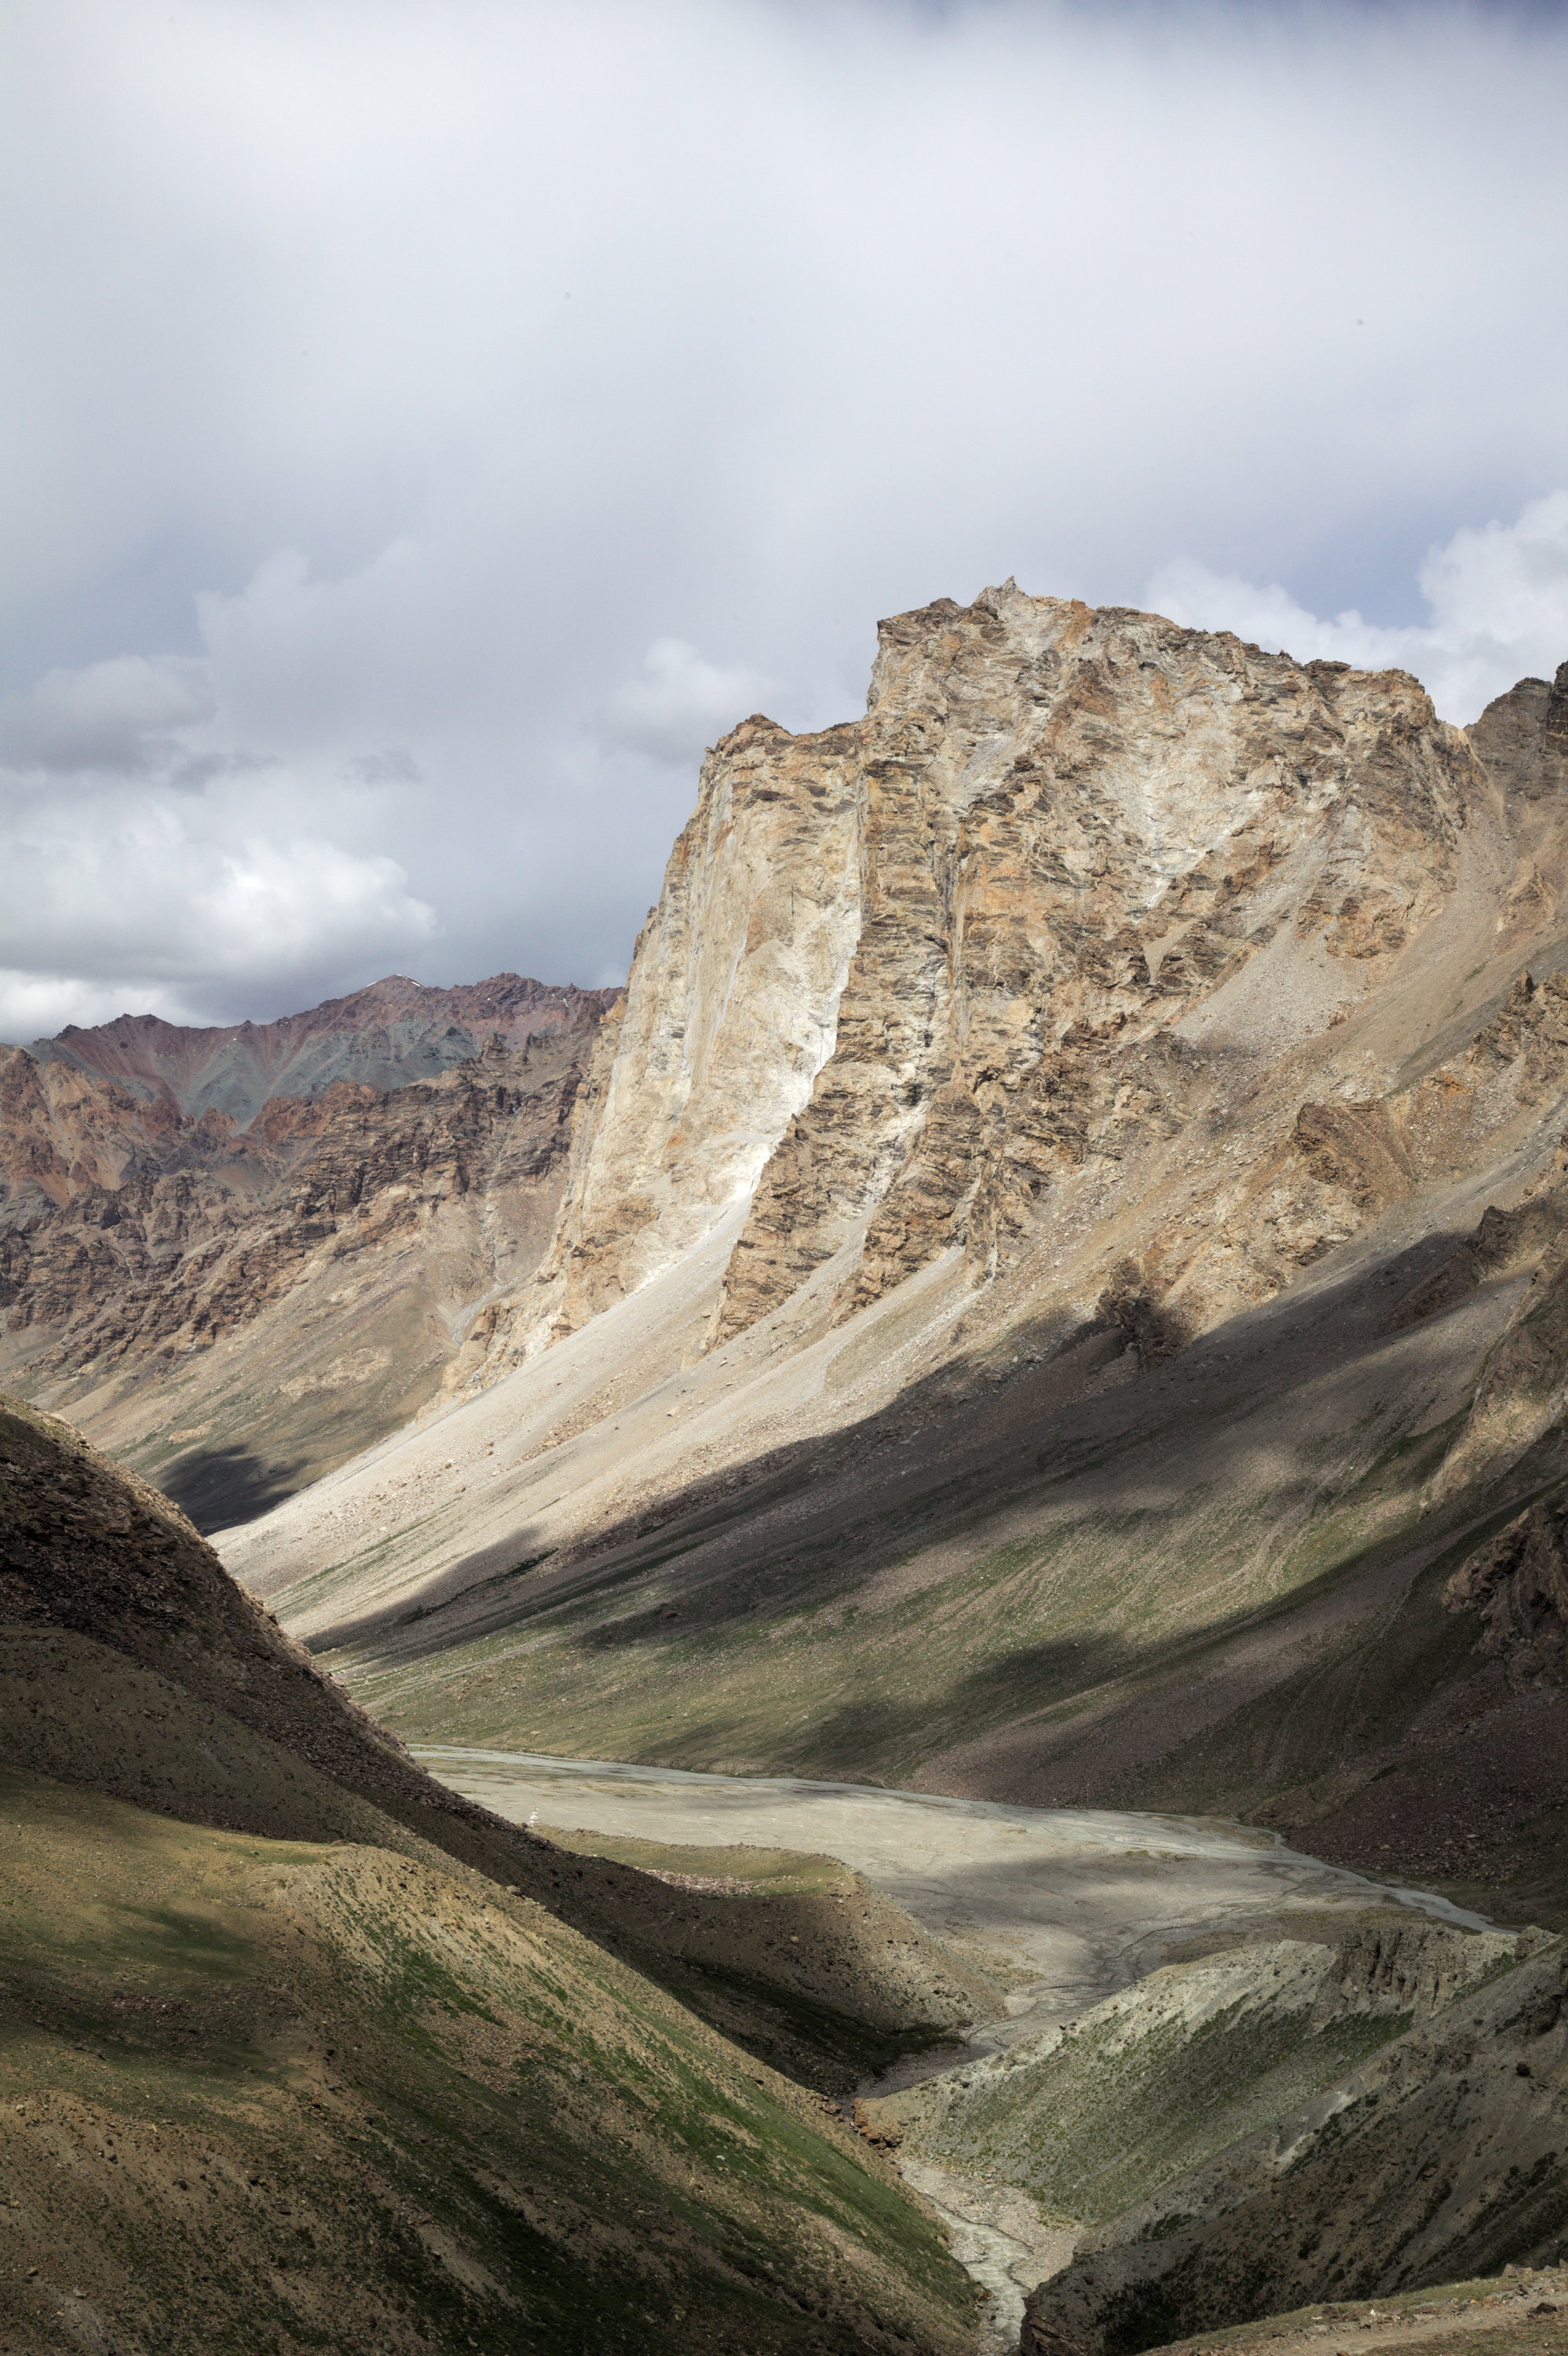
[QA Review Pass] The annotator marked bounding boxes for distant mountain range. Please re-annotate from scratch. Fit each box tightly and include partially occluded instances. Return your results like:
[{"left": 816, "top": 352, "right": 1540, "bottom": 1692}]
[{"left": 24, "top": 970, "right": 616, "bottom": 1125}]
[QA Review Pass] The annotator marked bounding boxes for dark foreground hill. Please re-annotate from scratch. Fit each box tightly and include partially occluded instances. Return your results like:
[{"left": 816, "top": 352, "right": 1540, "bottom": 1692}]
[{"left": 0, "top": 1394, "right": 986, "bottom": 2355}]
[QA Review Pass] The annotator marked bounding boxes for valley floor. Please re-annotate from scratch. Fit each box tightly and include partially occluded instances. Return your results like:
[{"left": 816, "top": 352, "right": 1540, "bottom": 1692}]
[
  {"left": 415, "top": 1750, "right": 1492, "bottom": 2051},
  {"left": 415, "top": 1749, "right": 1496, "bottom": 2351}
]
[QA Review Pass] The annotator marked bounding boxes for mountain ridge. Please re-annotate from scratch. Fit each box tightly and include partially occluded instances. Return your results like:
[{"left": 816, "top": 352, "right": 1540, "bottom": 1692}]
[
  {"left": 24, "top": 969, "right": 618, "bottom": 1125},
  {"left": 0, "top": 977, "right": 617, "bottom": 1524}
]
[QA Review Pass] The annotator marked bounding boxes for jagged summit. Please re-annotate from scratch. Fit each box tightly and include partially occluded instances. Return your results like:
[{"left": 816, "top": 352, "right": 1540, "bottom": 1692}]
[{"left": 494, "top": 584, "right": 1495, "bottom": 1365}]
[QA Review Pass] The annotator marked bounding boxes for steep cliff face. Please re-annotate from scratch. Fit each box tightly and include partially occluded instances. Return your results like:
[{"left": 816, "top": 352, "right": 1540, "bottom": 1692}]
[
  {"left": 718, "top": 595, "right": 1485, "bottom": 1344},
  {"left": 505, "top": 587, "right": 1529, "bottom": 1377},
  {"left": 1, "top": 977, "right": 610, "bottom": 1525},
  {"left": 528, "top": 719, "right": 864, "bottom": 1339}
]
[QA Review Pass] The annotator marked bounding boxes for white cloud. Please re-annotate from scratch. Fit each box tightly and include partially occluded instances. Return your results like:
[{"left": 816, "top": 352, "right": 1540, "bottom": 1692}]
[
  {"left": 0, "top": 969, "right": 198, "bottom": 1041},
  {"left": 1147, "top": 492, "right": 1568, "bottom": 724},
  {"left": 600, "top": 639, "right": 773, "bottom": 763},
  {"left": 0, "top": 758, "right": 437, "bottom": 1036},
  {"left": 2, "top": 0, "right": 1567, "bottom": 1035}
]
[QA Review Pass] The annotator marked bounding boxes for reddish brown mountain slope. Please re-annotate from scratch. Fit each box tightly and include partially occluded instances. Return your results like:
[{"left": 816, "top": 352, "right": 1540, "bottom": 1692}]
[{"left": 26, "top": 970, "right": 614, "bottom": 1123}]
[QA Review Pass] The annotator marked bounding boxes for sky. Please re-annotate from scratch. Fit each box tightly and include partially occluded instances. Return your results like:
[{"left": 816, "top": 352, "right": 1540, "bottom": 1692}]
[{"left": 3, "top": 0, "right": 1567, "bottom": 1041}]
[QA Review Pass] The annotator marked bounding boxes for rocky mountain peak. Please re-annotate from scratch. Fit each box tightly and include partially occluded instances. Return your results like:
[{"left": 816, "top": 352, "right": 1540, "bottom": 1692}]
[{"left": 502, "top": 584, "right": 1519, "bottom": 1370}]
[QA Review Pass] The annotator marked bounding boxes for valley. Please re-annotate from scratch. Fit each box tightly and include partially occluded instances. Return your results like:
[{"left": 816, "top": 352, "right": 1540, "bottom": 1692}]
[{"left": 6, "top": 584, "right": 1568, "bottom": 2352}]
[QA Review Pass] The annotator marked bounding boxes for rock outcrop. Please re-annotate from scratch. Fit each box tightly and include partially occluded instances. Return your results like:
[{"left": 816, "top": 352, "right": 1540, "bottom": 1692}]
[{"left": 1446, "top": 1497, "right": 1568, "bottom": 1689}]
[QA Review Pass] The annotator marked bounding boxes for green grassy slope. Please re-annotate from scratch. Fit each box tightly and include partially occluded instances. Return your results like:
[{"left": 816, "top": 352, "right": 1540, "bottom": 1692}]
[
  {"left": 0, "top": 1394, "right": 988, "bottom": 2351},
  {"left": 0, "top": 1767, "right": 979, "bottom": 2356}
]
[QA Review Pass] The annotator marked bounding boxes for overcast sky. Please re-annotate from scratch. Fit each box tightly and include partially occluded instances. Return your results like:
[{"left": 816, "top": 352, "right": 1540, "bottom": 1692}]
[{"left": 3, "top": 0, "right": 1567, "bottom": 1040}]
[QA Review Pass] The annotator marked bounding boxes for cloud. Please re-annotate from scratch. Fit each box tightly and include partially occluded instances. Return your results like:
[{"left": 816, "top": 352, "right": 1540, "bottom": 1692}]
[
  {"left": 600, "top": 639, "right": 774, "bottom": 763},
  {"left": 0, "top": 655, "right": 214, "bottom": 772},
  {"left": 0, "top": 970, "right": 198, "bottom": 1041},
  {"left": 1147, "top": 493, "right": 1568, "bottom": 723},
  {"left": 0, "top": 749, "right": 437, "bottom": 1041},
  {"left": 2, "top": 0, "right": 1567, "bottom": 1037}
]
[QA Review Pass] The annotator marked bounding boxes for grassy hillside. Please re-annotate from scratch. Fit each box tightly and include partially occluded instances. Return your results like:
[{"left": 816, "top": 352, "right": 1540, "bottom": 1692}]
[
  {"left": 0, "top": 1394, "right": 986, "bottom": 2352},
  {"left": 0, "top": 1767, "right": 978, "bottom": 2355}
]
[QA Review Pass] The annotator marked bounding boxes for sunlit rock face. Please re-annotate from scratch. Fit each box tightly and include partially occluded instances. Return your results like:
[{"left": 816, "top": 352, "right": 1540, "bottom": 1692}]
[
  {"left": 525, "top": 713, "right": 866, "bottom": 1340},
  {"left": 210, "top": 605, "right": 1568, "bottom": 1941},
  {"left": 518, "top": 582, "right": 1523, "bottom": 1365}
]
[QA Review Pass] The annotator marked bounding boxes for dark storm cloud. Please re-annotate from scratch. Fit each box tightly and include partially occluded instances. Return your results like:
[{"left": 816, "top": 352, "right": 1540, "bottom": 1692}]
[{"left": 2, "top": 0, "right": 1566, "bottom": 1035}]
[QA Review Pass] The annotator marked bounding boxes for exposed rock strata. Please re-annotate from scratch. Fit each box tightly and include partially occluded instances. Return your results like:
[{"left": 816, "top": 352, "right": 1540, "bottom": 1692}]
[
  {"left": 1, "top": 1035, "right": 584, "bottom": 1370},
  {"left": 500, "top": 589, "right": 1539, "bottom": 1383},
  {"left": 715, "top": 606, "right": 1468, "bottom": 1341},
  {"left": 521, "top": 717, "right": 865, "bottom": 1341}
]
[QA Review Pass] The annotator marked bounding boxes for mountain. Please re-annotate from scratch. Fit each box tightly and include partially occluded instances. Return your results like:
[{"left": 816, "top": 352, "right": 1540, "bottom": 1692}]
[
  {"left": 0, "top": 975, "right": 616, "bottom": 1527},
  {"left": 24, "top": 970, "right": 612, "bottom": 1121},
  {"left": 0, "top": 1392, "right": 986, "bottom": 2354},
  {"left": 1018, "top": 1920, "right": 1568, "bottom": 2355},
  {"left": 207, "top": 585, "right": 1568, "bottom": 1931},
  {"left": 857, "top": 1913, "right": 1568, "bottom": 2354}
]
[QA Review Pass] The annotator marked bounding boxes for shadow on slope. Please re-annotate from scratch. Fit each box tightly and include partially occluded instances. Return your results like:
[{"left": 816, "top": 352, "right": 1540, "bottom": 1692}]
[
  {"left": 1020, "top": 1930, "right": 1568, "bottom": 2356},
  {"left": 0, "top": 1392, "right": 1001, "bottom": 2091},
  {"left": 159, "top": 1439, "right": 307, "bottom": 1533},
  {"left": 312, "top": 1227, "right": 1568, "bottom": 1926},
  {"left": 0, "top": 1393, "right": 992, "bottom": 2352},
  {"left": 0, "top": 1766, "right": 978, "bottom": 2356}
]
